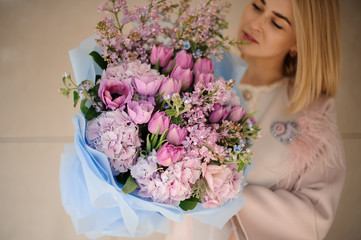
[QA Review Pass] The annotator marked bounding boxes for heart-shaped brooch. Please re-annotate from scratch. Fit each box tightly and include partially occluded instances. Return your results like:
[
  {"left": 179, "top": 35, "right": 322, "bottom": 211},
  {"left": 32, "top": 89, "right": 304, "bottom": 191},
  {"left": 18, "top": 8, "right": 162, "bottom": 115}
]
[{"left": 271, "top": 121, "right": 300, "bottom": 144}]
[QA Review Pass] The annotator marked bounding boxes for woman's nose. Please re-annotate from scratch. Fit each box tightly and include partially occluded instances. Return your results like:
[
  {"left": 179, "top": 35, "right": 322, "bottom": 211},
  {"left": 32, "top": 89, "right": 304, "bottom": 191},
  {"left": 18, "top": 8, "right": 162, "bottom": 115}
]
[{"left": 250, "top": 15, "right": 265, "bottom": 32}]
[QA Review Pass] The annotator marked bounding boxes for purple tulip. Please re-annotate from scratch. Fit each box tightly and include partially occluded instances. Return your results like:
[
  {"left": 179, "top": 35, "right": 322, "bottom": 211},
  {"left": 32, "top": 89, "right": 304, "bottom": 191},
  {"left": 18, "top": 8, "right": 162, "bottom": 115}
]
[
  {"left": 209, "top": 104, "right": 229, "bottom": 123},
  {"left": 228, "top": 106, "right": 247, "bottom": 122},
  {"left": 175, "top": 50, "right": 194, "bottom": 69},
  {"left": 150, "top": 45, "right": 174, "bottom": 67},
  {"left": 193, "top": 57, "right": 214, "bottom": 74},
  {"left": 167, "top": 124, "right": 188, "bottom": 145},
  {"left": 158, "top": 77, "right": 182, "bottom": 97},
  {"left": 127, "top": 100, "right": 154, "bottom": 124},
  {"left": 194, "top": 72, "right": 215, "bottom": 86},
  {"left": 162, "top": 59, "right": 175, "bottom": 74},
  {"left": 98, "top": 79, "right": 133, "bottom": 110},
  {"left": 132, "top": 75, "right": 162, "bottom": 96},
  {"left": 156, "top": 143, "right": 185, "bottom": 166},
  {"left": 170, "top": 65, "right": 193, "bottom": 91},
  {"left": 148, "top": 111, "right": 171, "bottom": 134}
]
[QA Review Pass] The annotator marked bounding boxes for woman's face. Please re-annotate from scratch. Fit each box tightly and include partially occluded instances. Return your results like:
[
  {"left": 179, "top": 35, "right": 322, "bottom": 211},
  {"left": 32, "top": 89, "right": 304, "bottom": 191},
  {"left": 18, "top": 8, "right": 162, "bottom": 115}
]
[{"left": 238, "top": 0, "right": 296, "bottom": 60}]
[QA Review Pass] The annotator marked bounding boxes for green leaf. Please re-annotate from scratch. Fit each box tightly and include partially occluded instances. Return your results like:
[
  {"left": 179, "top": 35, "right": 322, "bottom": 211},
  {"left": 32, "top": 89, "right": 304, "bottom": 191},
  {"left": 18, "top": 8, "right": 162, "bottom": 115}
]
[
  {"left": 190, "top": 41, "right": 197, "bottom": 52},
  {"left": 171, "top": 116, "right": 182, "bottom": 125},
  {"left": 122, "top": 175, "right": 138, "bottom": 194},
  {"left": 155, "top": 59, "right": 160, "bottom": 71},
  {"left": 73, "top": 91, "right": 80, "bottom": 107},
  {"left": 80, "top": 99, "right": 88, "bottom": 115},
  {"left": 89, "top": 51, "right": 107, "bottom": 70},
  {"left": 95, "top": 75, "right": 101, "bottom": 84},
  {"left": 179, "top": 197, "right": 201, "bottom": 211},
  {"left": 165, "top": 109, "right": 177, "bottom": 117},
  {"left": 238, "top": 161, "right": 245, "bottom": 172},
  {"left": 116, "top": 171, "right": 130, "bottom": 185},
  {"left": 199, "top": 45, "right": 208, "bottom": 52},
  {"left": 84, "top": 105, "right": 101, "bottom": 121},
  {"left": 146, "top": 134, "right": 151, "bottom": 153}
]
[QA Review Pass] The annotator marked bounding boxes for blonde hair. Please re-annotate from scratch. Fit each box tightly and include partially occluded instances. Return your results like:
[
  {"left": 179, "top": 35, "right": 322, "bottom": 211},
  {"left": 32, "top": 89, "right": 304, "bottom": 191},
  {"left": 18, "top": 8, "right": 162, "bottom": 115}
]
[{"left": 288, "top": 0, "right": 341, "bottom": 113}]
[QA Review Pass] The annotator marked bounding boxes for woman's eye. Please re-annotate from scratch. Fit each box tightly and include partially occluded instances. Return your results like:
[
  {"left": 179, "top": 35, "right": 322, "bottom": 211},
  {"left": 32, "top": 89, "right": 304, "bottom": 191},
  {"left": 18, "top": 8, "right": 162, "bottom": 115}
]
[
  {"left": 252, "top": 3, "right": 261, "bottom": 11},
  {"left": 272, "top": 21, "right": 283, "bottom": 29}
]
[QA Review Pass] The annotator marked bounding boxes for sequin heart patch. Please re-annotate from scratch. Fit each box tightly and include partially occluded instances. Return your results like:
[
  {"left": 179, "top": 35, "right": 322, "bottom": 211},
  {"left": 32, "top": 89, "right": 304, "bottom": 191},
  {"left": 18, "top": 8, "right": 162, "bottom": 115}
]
[{"left": 271, "top": 121, "right": 300, "bottom": 144}]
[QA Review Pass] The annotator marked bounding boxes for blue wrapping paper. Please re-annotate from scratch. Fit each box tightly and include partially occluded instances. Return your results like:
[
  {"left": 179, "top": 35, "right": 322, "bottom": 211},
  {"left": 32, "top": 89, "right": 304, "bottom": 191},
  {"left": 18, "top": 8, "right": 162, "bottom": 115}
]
[{"left": 59, "top": 36, "right": 251, "bottom": 238}]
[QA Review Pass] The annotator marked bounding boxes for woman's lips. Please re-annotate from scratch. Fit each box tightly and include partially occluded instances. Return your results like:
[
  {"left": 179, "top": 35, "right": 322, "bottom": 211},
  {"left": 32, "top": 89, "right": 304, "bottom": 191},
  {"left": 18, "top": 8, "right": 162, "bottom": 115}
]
[{"left": 242, "top": 31, "right": 259, "bottom": 44}]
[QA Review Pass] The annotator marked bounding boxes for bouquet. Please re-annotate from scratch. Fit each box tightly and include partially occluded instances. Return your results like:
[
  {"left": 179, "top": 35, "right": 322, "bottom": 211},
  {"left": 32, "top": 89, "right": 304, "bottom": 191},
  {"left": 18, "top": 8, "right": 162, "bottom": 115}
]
[{"left": 59, "top": 0, "right": 260, "bottom": 238}]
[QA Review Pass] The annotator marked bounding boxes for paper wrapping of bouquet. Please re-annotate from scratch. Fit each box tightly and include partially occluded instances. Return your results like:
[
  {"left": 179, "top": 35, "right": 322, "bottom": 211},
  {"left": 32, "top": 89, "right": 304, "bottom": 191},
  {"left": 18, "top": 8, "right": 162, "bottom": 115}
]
[{"left": 59, "top": 36, "right": 253, "bottom": 238}]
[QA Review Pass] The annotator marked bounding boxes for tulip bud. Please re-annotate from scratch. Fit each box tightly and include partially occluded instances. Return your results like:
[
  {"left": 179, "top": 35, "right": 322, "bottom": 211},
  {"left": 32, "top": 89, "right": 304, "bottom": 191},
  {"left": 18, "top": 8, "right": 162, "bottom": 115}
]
[
  {"left": 193, "top": 57, "right": 214, "bottom": 74},
  {"left": 150, "top": 45, "right": 174, "bottom": 67},
  {"left": 194, "top": 72, "right": 215, "bottom": 86},
  {"left": 127, "top": 100, "right": 154, "bottom": 124},
  {"left": 148, "top": 111, "right": 171, "bottom": 134},
  {"left": 170, "top": 65, "right": 193, "bottom": 91},
  {"left": 156, "top": 143, "right": 185, "bottom": 166},
  {"left": 228, "top": 106, "right": 247, "bottom": 122},
  {"left": 209, "top": 104, "right": 229, "bottom": 123},
  {"left": 167, "top": 124, "right": 188, "bottom": 145},
  {"left": 158, "top": 77, "right": 182, "bottom": 97},
  {"left": 175, "top": 50, "right": 194, "bottom": 69}
]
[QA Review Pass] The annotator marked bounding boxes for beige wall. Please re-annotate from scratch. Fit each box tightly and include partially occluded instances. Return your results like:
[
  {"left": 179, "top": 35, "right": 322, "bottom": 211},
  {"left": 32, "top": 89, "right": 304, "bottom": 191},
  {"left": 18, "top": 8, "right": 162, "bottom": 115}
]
[{"left": 0, "top": 0, "right": 360, "bottom": 239}]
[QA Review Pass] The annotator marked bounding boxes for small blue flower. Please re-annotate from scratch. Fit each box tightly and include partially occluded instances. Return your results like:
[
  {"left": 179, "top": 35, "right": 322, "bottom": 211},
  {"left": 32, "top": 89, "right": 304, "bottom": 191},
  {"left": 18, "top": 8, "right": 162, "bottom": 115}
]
[
  {"left": 182, "top": 41, "right": 191, "bottom": 50},
  {"left": 193, "top": 49, "right": 202, "bottom": 58},
  {"left": 233, "top": 145, "right": 242, "bottom": 153},
  {"left": 163, "top": 103, "right": 171, "bottom": 109},
  {"left": 183, "top": 97, "right": 191, "bottom": 104},
  {"left": 239, "top": 138, "right": 246, "bottom": 147}
]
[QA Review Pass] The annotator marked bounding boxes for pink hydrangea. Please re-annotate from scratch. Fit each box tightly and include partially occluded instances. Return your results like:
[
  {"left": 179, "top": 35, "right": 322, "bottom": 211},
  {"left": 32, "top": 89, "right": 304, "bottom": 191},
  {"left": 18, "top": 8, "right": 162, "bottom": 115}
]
[
  {"left": 131, "top": 152, "right": 201, "bottom": 205},
  {"left": 86, "top": 109, "right": 142, "bottom": 173},
  {"left": 201, "top": 163, "right": 243, "bottom": 208}
]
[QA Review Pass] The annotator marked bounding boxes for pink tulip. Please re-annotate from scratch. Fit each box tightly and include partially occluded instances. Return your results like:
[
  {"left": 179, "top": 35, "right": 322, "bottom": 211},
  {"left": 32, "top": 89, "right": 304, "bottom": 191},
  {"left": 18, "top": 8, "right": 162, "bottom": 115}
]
[
  {"left": 228, "top": 106, "right": 247, "bottom": 122},
  {"left": 132, "top": 75, "right": 162, "bottom": 96},
  {"left": 148, "top": 111, "right": 171, "bottom": 134},
  {"left": 175, "top": 50, "right": 194, "bottom": 69},
  {"left": 150, "top": 45, "right": 174, "bottom": 67},
  {"left": 127, "top": 100, "right": 154, "bottom": 124},
  {"left": 194, "top": 72, "right": 215, "bottom": 86},
  {"left": 156, "top": 143, "right": 185, "bottom": 166},
  {"left": 209, "top": 104, "right": 229, "bottom": 123},
  {"left": 158, "top": 77, "right": 182, "bottom": 97},
  {"left": 193, "top": 57, "right": 214, "bottom": 74},
  {"left": 170, "top": 65, "right": 193, "bottom": 91},
  {"left": 167, "top": 124, "right": 188, "bottom": 145},
  {"left": 98, "top": 79, "right": 133, "bottom": 110},
  {"left": 162, "top": 59, "right": 175, "bottom": 74}
]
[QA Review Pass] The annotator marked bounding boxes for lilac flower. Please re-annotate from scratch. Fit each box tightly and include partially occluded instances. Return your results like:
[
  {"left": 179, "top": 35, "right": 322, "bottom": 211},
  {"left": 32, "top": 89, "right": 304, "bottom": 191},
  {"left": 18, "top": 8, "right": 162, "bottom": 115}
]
[{"left": 86, "top": 109, "right": 141, "bottom": 173}]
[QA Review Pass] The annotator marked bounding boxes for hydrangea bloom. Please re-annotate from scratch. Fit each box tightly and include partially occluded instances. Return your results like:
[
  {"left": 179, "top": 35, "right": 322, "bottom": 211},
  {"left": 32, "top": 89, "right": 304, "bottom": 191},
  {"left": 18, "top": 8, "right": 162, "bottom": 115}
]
[
  {"left": 131, "top": 151, "right": 202, "bottom": 205},
  {"left": 201, "top": 163, "right": 243, "bottom": 208},
  {"left": 86, "top": 109, "right": 142, "bottom": 173}
]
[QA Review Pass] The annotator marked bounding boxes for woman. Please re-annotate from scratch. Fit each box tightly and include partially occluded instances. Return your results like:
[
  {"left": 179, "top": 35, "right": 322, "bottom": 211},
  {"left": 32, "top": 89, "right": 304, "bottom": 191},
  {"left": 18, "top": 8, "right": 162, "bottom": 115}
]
[{"left": 167, "top": 0, "right": 345, "bottom": 239}]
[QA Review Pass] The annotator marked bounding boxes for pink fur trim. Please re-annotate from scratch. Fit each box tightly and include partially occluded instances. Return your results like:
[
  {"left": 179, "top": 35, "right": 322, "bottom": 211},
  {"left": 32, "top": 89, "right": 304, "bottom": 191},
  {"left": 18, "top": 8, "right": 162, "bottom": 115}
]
[{"left": 278, "top": 98, "right": 344, "bottom": 190}]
